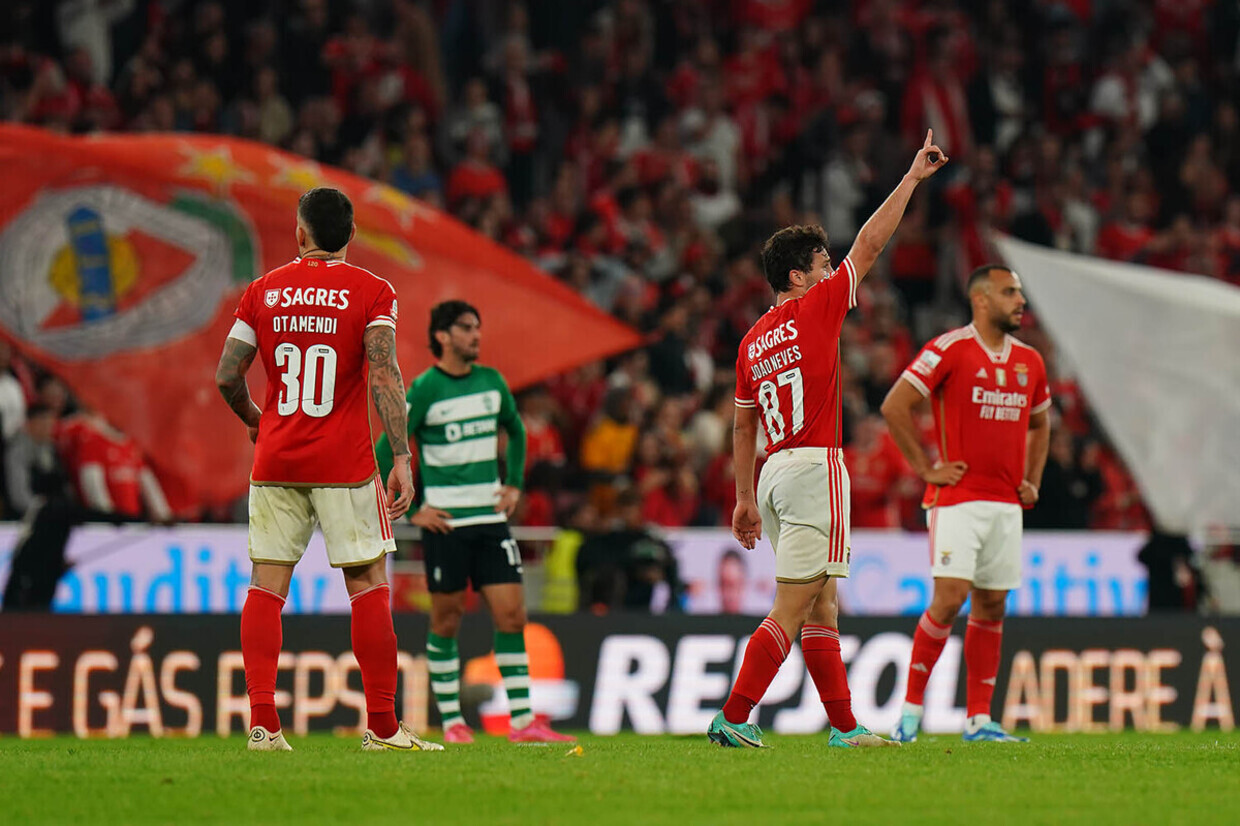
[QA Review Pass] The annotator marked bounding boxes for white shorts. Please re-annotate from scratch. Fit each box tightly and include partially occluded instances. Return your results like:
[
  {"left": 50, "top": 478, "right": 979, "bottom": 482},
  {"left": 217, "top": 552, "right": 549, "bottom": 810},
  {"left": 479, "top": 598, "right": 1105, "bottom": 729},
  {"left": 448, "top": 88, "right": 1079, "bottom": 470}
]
[
  {"left": 756, "top": 447, "right": 851, "bottom": 583},
  {"left": 248, "top": 476, "right": 396, "bottom": 569},
  {"left": 926, "top": 500, "right": 1023, "bottom": 590}
]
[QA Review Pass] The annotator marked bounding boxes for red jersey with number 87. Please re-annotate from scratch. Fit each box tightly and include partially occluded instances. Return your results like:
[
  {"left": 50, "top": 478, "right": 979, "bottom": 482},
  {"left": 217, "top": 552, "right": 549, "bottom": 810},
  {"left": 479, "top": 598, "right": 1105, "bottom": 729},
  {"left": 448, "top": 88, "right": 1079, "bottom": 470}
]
[
  {"left": 734, "top": 257, "right": 857, "bottom": 452},
  {"left": 899, "top": 325, "right": 1051, "bottom": 508},
  {"left": 231, "top": 258, "right": 397, "bottom": 486}
]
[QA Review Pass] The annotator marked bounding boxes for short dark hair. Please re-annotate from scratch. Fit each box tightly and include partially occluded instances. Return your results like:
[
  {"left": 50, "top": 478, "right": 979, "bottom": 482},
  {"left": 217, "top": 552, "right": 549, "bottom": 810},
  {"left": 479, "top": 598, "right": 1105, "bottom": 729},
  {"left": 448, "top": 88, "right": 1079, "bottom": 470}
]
[
  {"left": 428, "top": 300, "right": 480, "bottom": 357},
  {"left": 966, "top": 264, "right": 1012, "bottom": 294},
  {"left": 297, "top": 188, "right": 353, "bottom": 252},
  {"left": 761, "top": 224, "right": 828, "bottom": 293}
]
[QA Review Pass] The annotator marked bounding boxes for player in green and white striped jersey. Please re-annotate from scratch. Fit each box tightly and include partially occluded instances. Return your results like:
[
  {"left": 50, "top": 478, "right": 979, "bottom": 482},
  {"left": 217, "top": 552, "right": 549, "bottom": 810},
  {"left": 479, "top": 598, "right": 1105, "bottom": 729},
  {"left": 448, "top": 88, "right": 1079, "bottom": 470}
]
[{"left": 375, "top": 300, "right": 574, "bottom": 745}]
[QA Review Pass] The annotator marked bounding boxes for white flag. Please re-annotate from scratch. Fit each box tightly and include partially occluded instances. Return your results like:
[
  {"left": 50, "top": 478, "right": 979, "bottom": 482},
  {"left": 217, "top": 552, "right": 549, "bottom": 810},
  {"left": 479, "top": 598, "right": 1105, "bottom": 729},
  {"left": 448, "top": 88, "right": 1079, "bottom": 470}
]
[{"left": 995, "top": 234, "right": 1240, "bottom": 535}]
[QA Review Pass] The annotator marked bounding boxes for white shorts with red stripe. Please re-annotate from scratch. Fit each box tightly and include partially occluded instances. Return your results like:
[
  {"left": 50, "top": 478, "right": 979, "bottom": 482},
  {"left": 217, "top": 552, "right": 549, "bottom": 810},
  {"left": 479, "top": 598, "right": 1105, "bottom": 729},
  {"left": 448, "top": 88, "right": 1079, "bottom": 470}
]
[
  {"left": 926, "top": 500, "right": 1022, "bottom": 590},
  {"left": 248, "top": 475, "right": 396, "bottom": 568},
  {"left": 756, "top": 447, "right": 851, "bottom": 583}
]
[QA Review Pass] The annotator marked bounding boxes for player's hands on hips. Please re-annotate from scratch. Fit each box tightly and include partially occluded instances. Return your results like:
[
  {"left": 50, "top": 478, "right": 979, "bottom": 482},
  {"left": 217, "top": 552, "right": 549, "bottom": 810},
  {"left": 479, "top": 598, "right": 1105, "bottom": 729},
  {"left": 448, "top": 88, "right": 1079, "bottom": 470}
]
[
  {"left": 1018, "top": 480, "right": 1039, "bottom": 507},
  {"left": 923, "top": 460, "right": 967, "bottom": 486},
  {"left": 410, "top": 504, "right": 454, "bottom": 533},
  {"left": 386, "top": 455, "right": 415, "bottom": 520},
  {"left": 732, "top": 500, "right": 763, "bottom": 550},
  {"left": 496, "top": 485, "right": 521, "bottom": 517},
  {"left": 907, "top": 129, "right": 949, "bottom": 181}
]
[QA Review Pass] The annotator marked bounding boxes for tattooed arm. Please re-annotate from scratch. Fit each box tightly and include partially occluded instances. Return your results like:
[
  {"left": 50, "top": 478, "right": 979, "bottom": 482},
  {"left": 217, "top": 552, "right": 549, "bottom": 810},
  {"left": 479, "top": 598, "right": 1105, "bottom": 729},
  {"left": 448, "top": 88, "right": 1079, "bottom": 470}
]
[
  {"left": 365, "top": 324, "right": 414, "bottom": 518},
  {"left": 215, "top": 336, "right": 262, "bottom": 431},
  {"left": 364, "top": 324, "right": 410, "bottom": 457}
]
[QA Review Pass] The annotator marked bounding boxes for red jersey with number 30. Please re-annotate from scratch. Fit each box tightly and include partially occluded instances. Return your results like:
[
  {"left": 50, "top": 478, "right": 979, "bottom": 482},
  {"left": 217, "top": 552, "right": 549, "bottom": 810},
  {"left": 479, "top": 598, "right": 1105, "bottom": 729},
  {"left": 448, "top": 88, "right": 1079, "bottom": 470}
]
[
  {"left": 231, "top": 258, "right": 398, "bottom": 486},
  {"left": 900, "top": 325, "right": 1051, "bottom": 507},
  {"left": 734, "top": 257, "right": 858, "bottom": 452}
]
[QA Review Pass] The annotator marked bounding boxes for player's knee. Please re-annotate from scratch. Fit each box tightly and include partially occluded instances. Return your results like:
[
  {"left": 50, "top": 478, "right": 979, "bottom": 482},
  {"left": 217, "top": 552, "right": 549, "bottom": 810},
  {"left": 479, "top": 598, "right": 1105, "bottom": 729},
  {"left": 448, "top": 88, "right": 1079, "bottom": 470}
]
[
  {"left": 494, "top": 605, "right": 526, "bottom": 633},
  {"left": 431, "top": 607, "right": 465, "bottom": 637},
  {"left": 929, "top": 588, "right": 968, "bottom": 622},
  {"left": 813, "top": 593, "right": 839, "bottom": 626},
  {"left": 972, "top": 591, "right": 1008, "bottom": 620}
]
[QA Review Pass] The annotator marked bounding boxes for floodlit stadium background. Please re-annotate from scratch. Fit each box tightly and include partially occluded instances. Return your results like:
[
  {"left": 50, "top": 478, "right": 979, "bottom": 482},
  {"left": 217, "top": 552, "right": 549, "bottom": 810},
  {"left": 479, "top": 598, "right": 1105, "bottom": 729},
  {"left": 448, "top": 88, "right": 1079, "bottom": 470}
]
[{"left": 0, "top": 0, "right": 1237, "bottom": 738}]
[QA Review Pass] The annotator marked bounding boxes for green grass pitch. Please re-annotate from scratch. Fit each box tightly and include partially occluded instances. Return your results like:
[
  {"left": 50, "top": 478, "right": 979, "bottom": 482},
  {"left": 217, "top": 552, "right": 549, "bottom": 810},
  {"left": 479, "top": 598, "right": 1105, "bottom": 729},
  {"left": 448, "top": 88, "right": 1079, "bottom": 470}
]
[{"left": 3, "top": 731, "right": 1237, "bottom": 825}]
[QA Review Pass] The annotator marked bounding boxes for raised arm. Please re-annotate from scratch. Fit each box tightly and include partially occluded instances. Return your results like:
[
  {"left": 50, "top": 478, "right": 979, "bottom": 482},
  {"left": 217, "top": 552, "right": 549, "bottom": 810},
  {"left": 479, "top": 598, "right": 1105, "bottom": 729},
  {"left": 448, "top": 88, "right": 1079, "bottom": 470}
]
[
  {"left": 364, "top": 324, "right": 414, "bottom": 517},
  {"left": 215, "top": 336, "right": 262, "bottom": 437},
  {"left": 846, "top": 129, "right": 948, "bottom": 283}
]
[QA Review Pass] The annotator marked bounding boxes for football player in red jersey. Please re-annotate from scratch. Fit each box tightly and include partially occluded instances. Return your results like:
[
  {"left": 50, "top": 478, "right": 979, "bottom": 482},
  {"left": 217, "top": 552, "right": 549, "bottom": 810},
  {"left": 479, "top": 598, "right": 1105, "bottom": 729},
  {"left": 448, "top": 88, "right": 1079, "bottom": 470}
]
[
  {"left": 215, "top": 188, "right": 441, "bottom": 753},
  {"left": 708, "top": 130, "right": 949, "bottom": 749},
  {"left": 881, "top": 265, "right": 1051, "bottom": 743}
]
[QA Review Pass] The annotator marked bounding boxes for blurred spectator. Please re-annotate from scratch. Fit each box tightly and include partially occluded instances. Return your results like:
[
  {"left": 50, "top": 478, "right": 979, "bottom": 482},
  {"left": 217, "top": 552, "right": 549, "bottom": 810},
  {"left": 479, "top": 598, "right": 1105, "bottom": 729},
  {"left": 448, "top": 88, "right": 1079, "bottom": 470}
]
[
  {"left": 646, "top": 304, "right": 695, "bottom": 396},
  {"left": 3, "top": 403, "right": 63, "bottom": 519},
  {"left": 540, "top": 500, "right": 599, "bottom": 614},
  {"left": 65, "top": 411, "right": 172, "bottom": 522},
  {"left": 579, "top": 387, "right": 639, "bottom": 497},
  {"left": 689, "top": 156, "right": 740, "bottom": 232},
  {"left": 390, "top": 131, "right": 443, "bottom": 205},
  {"left": 1025, "top": 429, "right": 1104, "bottom": 530},
  {"left": 845, "top": 415, "right": 913, "bottom": 529},
  {"left": 641, "top": 464, "right": 702, "bottom": 527},
  {"left": 253, "top": 66, "right": 293, "bottom": 146},
  {"left": 442, "top": 77, "right": 506, "bottom": 167},
  {"left": 576, "top": 489, "right": 682, "bottom": 612},
  {"left": 1138, "top": 529, "right": 1203, "bottom": 613},
  {"left": 0, "top": 340, "right": 27, "bottom": 443},
  {"left": 55, "top": 0, "right": 136, "bottom": 87},
  {"left": 447, "top": 127, "right": 507, "bottom": 210}
]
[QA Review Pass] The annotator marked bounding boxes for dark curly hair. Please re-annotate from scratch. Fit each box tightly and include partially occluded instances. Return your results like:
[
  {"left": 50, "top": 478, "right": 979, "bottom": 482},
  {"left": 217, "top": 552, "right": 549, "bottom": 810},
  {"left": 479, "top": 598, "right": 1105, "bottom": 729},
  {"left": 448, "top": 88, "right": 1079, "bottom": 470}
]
[
  {"left": 428, "top": 300, "right": 480, "bottom": 357},
  {"left": 760, "top": 224, "right": 829, "bottom": 293}
]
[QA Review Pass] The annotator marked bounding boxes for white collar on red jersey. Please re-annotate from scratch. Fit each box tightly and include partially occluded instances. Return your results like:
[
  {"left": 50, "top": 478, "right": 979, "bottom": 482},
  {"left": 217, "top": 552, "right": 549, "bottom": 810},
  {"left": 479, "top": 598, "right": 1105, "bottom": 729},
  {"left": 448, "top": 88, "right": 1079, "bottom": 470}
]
[{"left": 968, "top": 323, "right": 1013, "bottom": 363}]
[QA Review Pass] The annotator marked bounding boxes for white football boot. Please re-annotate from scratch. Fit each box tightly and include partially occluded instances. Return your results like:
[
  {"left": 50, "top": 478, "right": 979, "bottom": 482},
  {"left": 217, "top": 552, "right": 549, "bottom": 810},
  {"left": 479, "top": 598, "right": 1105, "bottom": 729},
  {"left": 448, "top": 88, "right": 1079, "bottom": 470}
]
[
  {"left": 247, "top": 726, "right": 293, "bottom": 751},
  {"left": 361, "top": 721, "right": 445, "bottom": 752}
]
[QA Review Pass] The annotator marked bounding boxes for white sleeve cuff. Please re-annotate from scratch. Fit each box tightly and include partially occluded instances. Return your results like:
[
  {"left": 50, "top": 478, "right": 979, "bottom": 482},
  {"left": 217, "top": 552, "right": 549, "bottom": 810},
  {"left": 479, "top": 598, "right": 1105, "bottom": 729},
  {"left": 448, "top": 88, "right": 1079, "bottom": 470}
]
[
  {"left": 900, "top": 371, "right": 930, "bottom": 397},
  {"left": 365, "top": 318, "right": 396, "bottom": 330},
  {"left": 140, "top": 467, "right": 172, "bottom": 521},
  {"left": 841, "top": 256, "right": 858, "bottom": 309},
  {"left": 734, "top": 397, "right": 756, "bottom": 409},
  {"left": 80, "top": 463, "right": 114, "bottom": 512},
  {"left": 228, "top": 319, "right": 257, "bottom": 347},
  {"left": 1032, "top": 398, "right": 1052, "bottom": 414}
]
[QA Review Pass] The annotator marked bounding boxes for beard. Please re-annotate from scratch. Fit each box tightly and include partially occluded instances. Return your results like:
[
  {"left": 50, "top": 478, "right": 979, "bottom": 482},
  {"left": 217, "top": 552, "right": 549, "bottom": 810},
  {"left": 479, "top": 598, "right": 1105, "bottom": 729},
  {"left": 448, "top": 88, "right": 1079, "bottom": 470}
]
[
  {"left": 996, "top": 313, "right": 1021, "bottom": 333},
  {"left": 458, "top": 346, "right": 480, "bottom": 362}
]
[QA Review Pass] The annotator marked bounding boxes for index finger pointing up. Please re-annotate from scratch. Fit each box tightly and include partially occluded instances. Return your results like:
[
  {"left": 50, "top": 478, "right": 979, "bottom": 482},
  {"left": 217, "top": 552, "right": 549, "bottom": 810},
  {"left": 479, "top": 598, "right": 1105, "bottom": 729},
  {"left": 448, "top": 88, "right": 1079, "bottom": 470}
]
[{"left": 924, "top": 129, "right": 933, "bottom": 148}]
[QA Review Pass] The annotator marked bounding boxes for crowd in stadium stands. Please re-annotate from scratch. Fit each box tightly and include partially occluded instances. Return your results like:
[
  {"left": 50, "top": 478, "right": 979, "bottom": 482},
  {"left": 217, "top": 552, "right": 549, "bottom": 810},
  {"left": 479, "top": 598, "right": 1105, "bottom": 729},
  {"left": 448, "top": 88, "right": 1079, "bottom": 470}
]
[{"left": 5, "top": 0, "right": 1240, "bottom": 538}]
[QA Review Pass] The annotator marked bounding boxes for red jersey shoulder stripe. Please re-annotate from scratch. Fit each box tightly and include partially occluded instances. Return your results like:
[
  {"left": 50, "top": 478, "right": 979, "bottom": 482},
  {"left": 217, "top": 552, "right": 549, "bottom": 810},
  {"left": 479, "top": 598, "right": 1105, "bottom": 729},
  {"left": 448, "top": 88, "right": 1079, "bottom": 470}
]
[{"left": 932, "top": 326, "right": 972, "bottom": 350}]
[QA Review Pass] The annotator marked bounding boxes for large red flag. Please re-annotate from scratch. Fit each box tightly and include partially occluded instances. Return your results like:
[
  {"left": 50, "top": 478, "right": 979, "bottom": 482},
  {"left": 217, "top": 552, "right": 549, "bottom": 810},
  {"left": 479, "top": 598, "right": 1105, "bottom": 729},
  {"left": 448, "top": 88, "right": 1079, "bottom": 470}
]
[{"left": 0, "top": 124, "right": 641, "bottom": 512}]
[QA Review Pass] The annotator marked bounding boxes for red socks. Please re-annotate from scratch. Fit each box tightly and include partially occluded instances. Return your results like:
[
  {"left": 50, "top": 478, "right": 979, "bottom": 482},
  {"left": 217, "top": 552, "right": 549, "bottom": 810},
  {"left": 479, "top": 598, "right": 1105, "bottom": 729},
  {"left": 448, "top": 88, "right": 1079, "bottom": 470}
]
[
  {"left": 723, "top": 618, "right": 790, "bottom": 724},
  {"left": 905, "top": 611, "right": 952, "bottom": 705},
  {"left": 801, "top": 625, "right": 856, "bottom": 732},
  {"left": 965, "top": 617, "right": 1003, "bottom": 718},
  {"left": 351, "top": 584, "right": 399, "bottom": 739},
  {"left": 241, "top": 586, "right": 284, "bottom": 732}
]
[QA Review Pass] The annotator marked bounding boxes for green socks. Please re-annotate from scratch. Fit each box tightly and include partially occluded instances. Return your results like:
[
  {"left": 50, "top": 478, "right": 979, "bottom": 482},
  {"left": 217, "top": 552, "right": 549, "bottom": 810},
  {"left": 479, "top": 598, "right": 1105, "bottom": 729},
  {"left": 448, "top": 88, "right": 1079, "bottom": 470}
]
[
  {"left": 495, "top": 630, "right": 533, "bottom": 730},
  {"left": 427, "top": 632, "right": 463, "bottom": 729}
]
